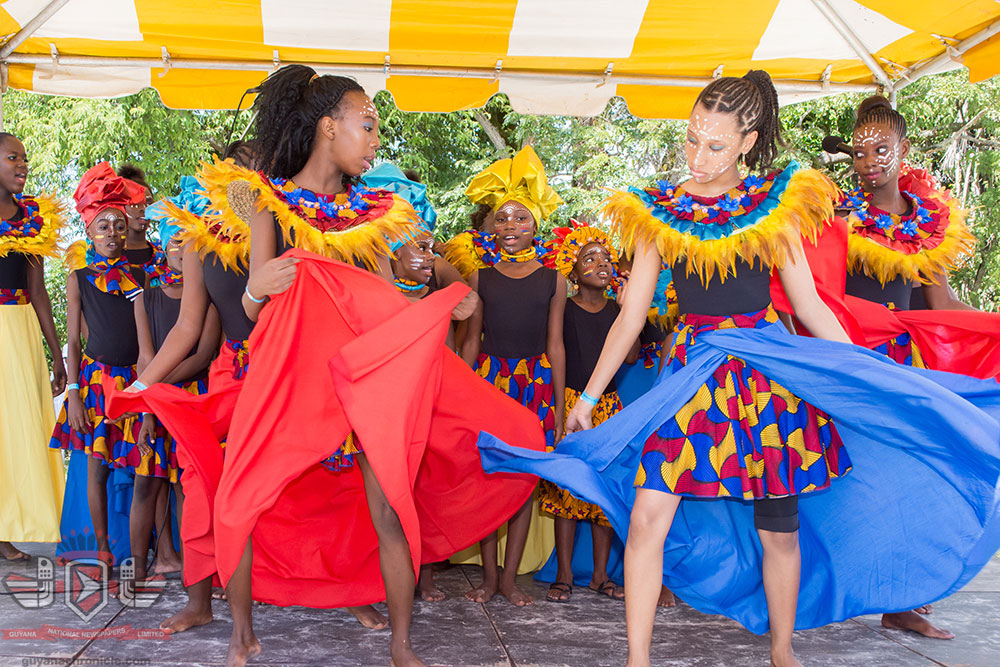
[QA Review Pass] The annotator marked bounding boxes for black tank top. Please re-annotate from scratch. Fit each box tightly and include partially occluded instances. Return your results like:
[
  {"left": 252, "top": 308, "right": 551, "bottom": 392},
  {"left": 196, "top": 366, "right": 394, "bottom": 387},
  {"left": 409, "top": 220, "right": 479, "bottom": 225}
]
[
  {"left": 202, "top": 253, "right": 254, "bottom": 342},
  {"left": 478, "top": 265, "right": 558, "bottom": 358},
  {"left": 564, "top": 299, "right": 619, "bottom": 394},
  {"left": 143, "top": 286, "right": 207, "bottom": 383},
  {"left": 672, "top": 258, "right": 772, "bottom": 316},
  {"left": 126, "top": 244, "right": 154, "bottom": 267},
  {"left": 0, "top": 253, "right": 29, "bottom": 290},
  {"left": 909, "top": 285, "right": 927, "bottom": 310},
  {"left": 845, "top": 271, "right": 913, "bottom": 310},
  {"left": 76, "top": 268, "right": 139, "bottom": 366}
]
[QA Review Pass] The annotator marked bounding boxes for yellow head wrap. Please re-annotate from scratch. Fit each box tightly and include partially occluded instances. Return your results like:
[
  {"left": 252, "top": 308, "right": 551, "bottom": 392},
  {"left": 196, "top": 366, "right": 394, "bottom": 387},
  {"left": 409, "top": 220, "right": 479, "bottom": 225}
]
[{"left": 465, "top": 146, "right": 563, "bottom": 224}]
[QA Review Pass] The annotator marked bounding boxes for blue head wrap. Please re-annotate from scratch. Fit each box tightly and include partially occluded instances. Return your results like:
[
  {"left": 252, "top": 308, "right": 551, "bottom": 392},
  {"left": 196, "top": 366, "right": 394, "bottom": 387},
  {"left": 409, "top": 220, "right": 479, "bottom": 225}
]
[
  {"left": 147, "top": 175, "right": 213, "bottom": 245},
  {"left": 362, "top": 163, "right": 437, "bottom": 252}
]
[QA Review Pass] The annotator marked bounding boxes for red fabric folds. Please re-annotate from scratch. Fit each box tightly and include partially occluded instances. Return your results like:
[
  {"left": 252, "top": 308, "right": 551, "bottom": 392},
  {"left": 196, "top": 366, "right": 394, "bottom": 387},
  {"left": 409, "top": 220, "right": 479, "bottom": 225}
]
[
  {"left": 769, "top": 217, "right": 1000, "bottom": 381},
  {"left": 161, "top": 249, "right": 541, "bottom": 608},
  {"left": 106, "top": 345, "right": 243, "bottom": 586}
]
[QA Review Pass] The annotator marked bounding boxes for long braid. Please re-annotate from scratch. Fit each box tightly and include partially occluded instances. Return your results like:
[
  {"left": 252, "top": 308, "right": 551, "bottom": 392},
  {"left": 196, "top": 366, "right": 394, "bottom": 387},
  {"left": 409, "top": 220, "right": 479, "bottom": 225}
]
[
  {"left": 250, "top": 65, "right": 364, "bottom": 180},
  {"left": 854, "top": 95, "right": 907, "bottom": 139},
  {"left": 694, "top": 70, "right": 782, "bottom": 171}
]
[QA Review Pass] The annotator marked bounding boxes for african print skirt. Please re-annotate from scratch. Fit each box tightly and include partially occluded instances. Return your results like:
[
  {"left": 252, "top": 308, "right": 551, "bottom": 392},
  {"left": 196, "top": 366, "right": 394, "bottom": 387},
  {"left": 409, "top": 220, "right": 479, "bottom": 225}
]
[
  {"left": 636, "top": 307, "right": 851, "bottom": 500},
  {"left": 476, "top": 352, "right": 555, "bottom": 447},
  {"left": 321, "top": 431, "right": 362, "bottom": 473},
  {"left": 49, "top": 353, "right": 140, "bottom": 466},
  {"left": 539, "top": 387, "right": 619, "bottom": 526},
  {"left": 116, "top": 376, "right": 209, "bottom": 481}
]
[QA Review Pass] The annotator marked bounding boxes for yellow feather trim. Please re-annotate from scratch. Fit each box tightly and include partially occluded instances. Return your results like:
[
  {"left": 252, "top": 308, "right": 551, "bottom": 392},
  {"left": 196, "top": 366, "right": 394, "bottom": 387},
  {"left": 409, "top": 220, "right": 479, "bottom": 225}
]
[
  {"left": 847, "top": 201, "right": 976, "bottom": 286},
  {"left": 63, "top": 238, "right": 89, "bottom": 271},
  {"left": 602, "top": 169, "right": 839, "bottom": 283},
  {"left": 441, "top": 231, "right": 489, "bottom": 280},
  {"left": 0, "top": 194, "right": 66, "bottom": 259},
  {"left": 200, "top": 158, "right": 420, "bottom": 270},
  {"left": 169, "top": 201, "right": 250, "bottom": 274}
]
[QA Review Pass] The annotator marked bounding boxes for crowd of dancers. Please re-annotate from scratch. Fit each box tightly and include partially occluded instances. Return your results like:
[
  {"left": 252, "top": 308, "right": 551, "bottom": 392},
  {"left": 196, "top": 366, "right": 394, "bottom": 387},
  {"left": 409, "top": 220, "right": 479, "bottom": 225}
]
[{"left": 2, "top": 64, "right": 1000, "bottom": 667}]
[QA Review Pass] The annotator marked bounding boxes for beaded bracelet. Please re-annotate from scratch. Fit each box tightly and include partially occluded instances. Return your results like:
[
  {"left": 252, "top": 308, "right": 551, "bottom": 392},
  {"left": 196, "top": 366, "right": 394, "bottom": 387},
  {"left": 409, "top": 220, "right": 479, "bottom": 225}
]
[
  {"left": 579, "top": 390, "right": 599, "bottom": 407},
  {"left": 244, "top": 285, "right": 267, "bottom": 304}
]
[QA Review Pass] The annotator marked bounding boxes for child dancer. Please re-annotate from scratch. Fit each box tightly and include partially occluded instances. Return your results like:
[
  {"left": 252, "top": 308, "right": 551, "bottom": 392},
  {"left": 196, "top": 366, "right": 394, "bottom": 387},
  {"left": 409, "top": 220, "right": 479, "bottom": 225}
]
[
  {"left": 117, "top": 164, "right": 168, "bottom": 286},
  {"left": 457, "top": 146, "right": 567, "bottom": 606},
  {"left": 0, "top": 131, "right": 67, "bottom": 559},
  {"left": 123, "top": 201, "right": 220, "bottom": 583},
  {"left": 50, "top": 162, "right": 147, "bottom": 564},
  {"left": 479, "top": 71, "right": 1000, "bottom": 667},
  {"left": 540, "top": 223, "right": 638, "bottom": 603}
]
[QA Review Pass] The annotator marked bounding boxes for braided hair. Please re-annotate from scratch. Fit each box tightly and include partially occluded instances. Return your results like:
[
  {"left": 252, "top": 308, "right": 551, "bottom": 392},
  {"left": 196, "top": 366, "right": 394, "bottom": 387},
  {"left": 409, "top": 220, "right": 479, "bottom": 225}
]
[
  {"left": 854, "top": 95, "right": 907, "bottom": 140},
  {"left": 224, "top": 139, "right": 258, "bottom": 169},
  {"left": 251, "top": 64, "right": 364, "bottom": 180},
  {"left": 693, "top": 70, "right": 782, "bottom": 171},
  {"left": 117, "top": 163, "right": 150, "bottom": 190}
]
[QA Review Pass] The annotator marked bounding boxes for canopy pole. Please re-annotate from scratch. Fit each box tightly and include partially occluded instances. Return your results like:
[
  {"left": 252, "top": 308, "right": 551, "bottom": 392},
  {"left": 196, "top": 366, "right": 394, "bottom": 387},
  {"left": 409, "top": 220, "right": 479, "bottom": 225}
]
[
  {"left": 0, "top": 0, "right": 72, "bottom": 59},
  {"left": 894, "top": 18, "right": 1000, "bottom": 92},
  {"left": 810, "top": 0, "right": 894, "bottom": 90}
]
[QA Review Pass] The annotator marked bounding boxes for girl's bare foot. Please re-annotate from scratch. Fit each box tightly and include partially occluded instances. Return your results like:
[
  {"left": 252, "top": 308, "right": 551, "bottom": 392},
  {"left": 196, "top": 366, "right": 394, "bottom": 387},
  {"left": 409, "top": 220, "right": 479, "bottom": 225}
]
[
  {"left": 769, "top": 646, "right": 803, "bottom": 667},
  {"left": 881, "top": 611, "right": 954, "bottom": 639},
  {"left": 417, "top": 577, "right": 445, "bottom": 603},
  {"left": 389, "top": 637, "right": 426, "bottom": 667},
  {"left": 153, "top": 551, "right": 183, "bottom": 575},
  {"left": 498, "top": 580, "right": 534, "bottom": 606},
  {"left": 465, "top": 573, "right": 499, "bottom": 603},
  {"left": 589, "top": 579, "right": 624, "bottom": 600},
  {"left": 160, "top": 602, "right": 213, "bottom": 634},
  {"left": 657, "top": 586, "right": 676, "bottom": 607},
  {"left": 914, "top": 604, "right": 932, "bottom": 614},
  {"left": 0, "top": 542, "right": 29, "bottom": 561},
  {"left": 347, "top": 605, "right": 387, "bottom": 630},
  {"left": 224, "top": 628, "right": 262, "bottom": 667}
]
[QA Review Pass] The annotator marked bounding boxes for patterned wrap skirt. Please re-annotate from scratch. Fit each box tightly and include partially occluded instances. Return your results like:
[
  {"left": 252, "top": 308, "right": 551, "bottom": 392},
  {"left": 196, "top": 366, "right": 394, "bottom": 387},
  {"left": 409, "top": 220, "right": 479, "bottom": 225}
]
[
  {"left": 872, "top": 305, "right": 926, "bottom": 368},
  {"left": 636, "top": 307, "right": 852, "bottom": 500},
  {"left": 539, "top": 387, "right": 619, "bottom": 526},
  {"left": 116, "top": 376, "right": 209, "bottom": 481},
  {"left": 476, "top": 352, "right": 555, "bottom": 448},
  {"left": 49, "top": 353, "right": 140, "bottom": 466}
]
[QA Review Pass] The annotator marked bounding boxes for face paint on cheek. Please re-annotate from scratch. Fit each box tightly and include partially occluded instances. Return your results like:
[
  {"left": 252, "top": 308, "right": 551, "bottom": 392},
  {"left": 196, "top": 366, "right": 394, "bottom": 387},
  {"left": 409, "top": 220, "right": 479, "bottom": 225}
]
[
  {"left": 93, "top": 234, "right": 106, "bottom": 240},
  {"left": 582, "top": 269, "right": 593, "bottom": 277}
]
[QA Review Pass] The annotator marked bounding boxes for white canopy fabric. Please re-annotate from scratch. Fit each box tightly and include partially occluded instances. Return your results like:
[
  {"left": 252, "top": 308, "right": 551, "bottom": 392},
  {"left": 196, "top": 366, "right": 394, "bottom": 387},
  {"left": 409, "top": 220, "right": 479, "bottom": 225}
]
[{"left": 0, "top": 0, "right": 998, "bottom": 118}]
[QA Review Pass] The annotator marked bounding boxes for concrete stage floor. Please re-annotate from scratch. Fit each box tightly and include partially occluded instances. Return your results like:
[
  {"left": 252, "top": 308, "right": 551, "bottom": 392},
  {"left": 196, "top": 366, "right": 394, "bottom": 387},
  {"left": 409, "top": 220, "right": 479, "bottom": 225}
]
[{"left": 1, "top": 544, "right": 997, "bottom": 666}]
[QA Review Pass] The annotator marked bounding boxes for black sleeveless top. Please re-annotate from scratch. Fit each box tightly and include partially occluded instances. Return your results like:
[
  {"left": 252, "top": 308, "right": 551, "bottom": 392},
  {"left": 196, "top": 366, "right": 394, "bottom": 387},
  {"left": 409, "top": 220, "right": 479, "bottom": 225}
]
[
  {"left": 202, "top": 253, "right": 254, "bottom": 342},
  {"left": 564, "top": 299, "right": 619, "bottom": 394},
  {"left": 76, "top": 268, "right": 139, "bottom": 366},
  {"left": 672, "top": 257, "right": 772, "bottom": 316},
  {"left": 845, "top": 271, "right": 913, "bottom": 310},
  {"left": 478, "top": 265, "right": 558, "bottom": 359},
  {"left": 144, "top": 286, "right": 207, "bottom": 383},
  {"left": 1, "top": 209, "right": 29, "bottom": 291}
]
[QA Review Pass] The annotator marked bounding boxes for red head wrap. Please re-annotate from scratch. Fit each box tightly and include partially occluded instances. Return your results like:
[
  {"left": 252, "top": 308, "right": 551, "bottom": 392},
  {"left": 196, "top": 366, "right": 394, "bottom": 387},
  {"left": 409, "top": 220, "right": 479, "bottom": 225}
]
[{"left": 73, "top": 162, "right": 147, "bottom": 227}]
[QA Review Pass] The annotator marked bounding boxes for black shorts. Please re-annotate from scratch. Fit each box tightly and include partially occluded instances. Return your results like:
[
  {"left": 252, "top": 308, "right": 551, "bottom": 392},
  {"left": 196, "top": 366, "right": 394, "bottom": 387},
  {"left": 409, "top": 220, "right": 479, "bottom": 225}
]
[{"left": 753, "top": 495, "right": 799, "bottom": 533}]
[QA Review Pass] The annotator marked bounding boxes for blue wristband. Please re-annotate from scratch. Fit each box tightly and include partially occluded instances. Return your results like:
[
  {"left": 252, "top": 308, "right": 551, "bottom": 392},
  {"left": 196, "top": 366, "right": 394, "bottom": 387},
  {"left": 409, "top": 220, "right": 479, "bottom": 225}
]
[
  {"left": 244, "top": 285, "right": 267, "bottom": 304},
  {"left": 66, "top": 383, "right": 80, "bottom": 391},
  {"left": 579, "top": 390, "right": 599, "bottom": 407},
  {"left": 132, "top": 380, "right": 148, "bottom": 391}
]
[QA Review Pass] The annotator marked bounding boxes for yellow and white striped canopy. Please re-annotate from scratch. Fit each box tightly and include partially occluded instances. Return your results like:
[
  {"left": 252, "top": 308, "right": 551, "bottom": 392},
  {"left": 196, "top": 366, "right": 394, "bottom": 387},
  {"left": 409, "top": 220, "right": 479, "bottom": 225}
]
[{"left": 1, "top": 0, "right": 998, "bottom": 118}]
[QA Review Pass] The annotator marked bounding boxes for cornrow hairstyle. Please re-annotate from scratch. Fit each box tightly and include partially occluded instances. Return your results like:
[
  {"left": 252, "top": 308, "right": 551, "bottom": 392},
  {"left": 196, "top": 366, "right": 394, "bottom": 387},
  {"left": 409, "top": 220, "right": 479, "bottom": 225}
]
[
  {"left": 854, "top": 95, "right": 907, "bottom": 140},
  {"left": 251, "top": 64, "right": 365, "bottom": 180},
  {"left": 694, "top": 69, "right": 782, "bottom": 171},
  {"left": 117, "top": 163, "right": 151, "bottom": 197}
]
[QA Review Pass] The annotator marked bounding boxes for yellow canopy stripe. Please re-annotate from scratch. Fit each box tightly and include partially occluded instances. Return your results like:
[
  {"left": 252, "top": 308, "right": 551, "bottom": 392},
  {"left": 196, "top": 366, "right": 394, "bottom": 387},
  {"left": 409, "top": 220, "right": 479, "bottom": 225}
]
[{"left": 603, "top": 169, "right": 839, "bottom": 283}]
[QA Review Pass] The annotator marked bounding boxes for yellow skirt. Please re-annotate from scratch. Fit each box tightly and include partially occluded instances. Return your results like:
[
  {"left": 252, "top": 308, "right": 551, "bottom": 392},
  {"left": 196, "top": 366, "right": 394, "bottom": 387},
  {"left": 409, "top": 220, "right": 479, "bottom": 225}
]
[{"left": 0, "top": 303, "right": 64, "bottom": 542}]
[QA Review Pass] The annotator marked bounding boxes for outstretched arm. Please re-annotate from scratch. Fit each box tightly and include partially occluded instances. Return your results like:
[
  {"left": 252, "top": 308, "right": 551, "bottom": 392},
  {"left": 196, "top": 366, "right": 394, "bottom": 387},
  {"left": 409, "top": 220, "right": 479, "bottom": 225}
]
[
  {"left": 27, "top": 257, "right": 65, "bottom": 393},
  {"left": 777, "top": 238, "right": 851, "bottom": 343}
]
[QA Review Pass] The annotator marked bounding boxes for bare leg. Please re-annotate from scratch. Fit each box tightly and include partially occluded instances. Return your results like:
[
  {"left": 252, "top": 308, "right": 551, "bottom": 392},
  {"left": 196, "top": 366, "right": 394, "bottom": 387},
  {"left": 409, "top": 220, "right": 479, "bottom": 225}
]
[
  {"left": 547, "top": 517, "right": 576, "bottom": 602},
  {"left": 356, "top": 454, "right": 425, "bottom": 667},
  {"left": 129, "top": 474, "right": 164, "bottom": 582},
  {"left": 159, "top": 483, "right": 213, "bottom": 634},
  {"left": 223, "top": 540, "right": 261, "bottom": 667},
  {"left": 154, "top": 482, "right": 182, "bottom": 574},
  {"left": 346, "top": 606, "right": 388, "bottom": 629},
  {"left": 86, "top": 457, "right": 112, "bottom": 563},
  {"left": 590, "top": 524, "right": 623, "bottom": 600},
  {"left": 465, "top": 531, "right": 500, "bottom": 602},
  {"left": 498, "top": 496, "right": 534, "bottom": 606},
  {"left": 625, "top": 489, "right": 680, "bottom": 667},
  {"left": 0, "top": 542, "right": 29, "bottom": 560},
  {"left": 417, "top": 564, "right": 444, "bottom": 602},
  {"left": 758, "top": 529, "right": 802, "bottom": 667}
]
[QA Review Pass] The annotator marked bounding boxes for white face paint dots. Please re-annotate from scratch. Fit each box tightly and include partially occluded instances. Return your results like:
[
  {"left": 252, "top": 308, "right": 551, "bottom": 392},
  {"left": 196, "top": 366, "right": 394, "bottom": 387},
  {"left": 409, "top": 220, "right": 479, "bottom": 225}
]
[
  {"left": 852, "top": 121, "right": 903, "bottom": 191},
  {"left": 683, "top": 106, "right": 747, "bottom": 190}
]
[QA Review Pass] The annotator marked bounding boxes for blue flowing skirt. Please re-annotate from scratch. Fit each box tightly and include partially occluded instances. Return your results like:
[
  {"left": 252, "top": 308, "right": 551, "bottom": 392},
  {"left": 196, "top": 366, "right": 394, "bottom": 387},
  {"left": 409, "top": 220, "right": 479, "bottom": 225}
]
[{"left": 480, "top": 319, "right": 1000, "bottom": 634}]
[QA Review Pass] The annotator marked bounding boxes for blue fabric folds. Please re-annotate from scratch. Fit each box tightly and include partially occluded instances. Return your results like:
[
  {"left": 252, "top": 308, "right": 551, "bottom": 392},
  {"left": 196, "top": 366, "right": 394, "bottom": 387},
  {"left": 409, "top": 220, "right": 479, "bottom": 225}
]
[{"left": 480, "top": 319, "right": 1000, "bottom": 634}]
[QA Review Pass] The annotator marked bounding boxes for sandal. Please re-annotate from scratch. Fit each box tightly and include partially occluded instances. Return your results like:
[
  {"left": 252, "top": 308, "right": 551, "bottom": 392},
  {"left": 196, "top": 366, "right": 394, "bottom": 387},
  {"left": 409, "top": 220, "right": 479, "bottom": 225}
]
[
  {"left": 545, "top": 581, "right": 572, "bottom": 603},
  {"left": 591, "top": 580, "right": 624, "bottom": 600}
]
